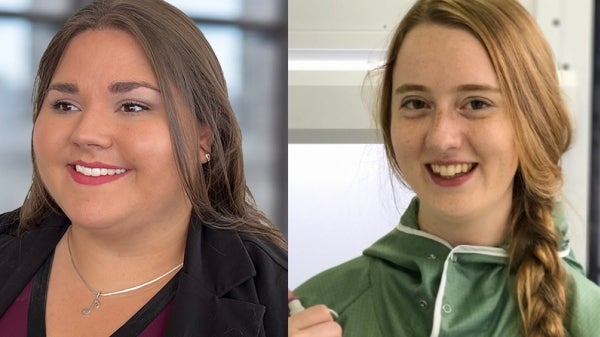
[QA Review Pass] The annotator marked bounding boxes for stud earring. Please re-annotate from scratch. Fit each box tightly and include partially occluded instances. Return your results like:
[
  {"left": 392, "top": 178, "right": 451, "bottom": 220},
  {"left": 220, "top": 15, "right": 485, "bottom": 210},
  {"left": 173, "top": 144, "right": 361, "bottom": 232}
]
[{"left": 205, "top": 153, "right": 211, "bottom": 163}]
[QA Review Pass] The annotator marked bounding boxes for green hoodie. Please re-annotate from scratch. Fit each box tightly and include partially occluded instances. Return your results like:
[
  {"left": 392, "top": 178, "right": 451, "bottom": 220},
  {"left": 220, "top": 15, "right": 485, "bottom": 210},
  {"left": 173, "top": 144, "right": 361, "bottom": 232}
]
[{"left": 295, "top": 198, "right": 600, "bottom": 337}]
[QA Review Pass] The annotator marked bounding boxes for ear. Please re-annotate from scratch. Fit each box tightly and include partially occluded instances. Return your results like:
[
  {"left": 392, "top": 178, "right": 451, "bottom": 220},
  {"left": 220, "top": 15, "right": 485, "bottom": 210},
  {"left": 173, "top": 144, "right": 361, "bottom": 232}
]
[{"left": 199, "top": 123, "right": 213, "bottom": 164}]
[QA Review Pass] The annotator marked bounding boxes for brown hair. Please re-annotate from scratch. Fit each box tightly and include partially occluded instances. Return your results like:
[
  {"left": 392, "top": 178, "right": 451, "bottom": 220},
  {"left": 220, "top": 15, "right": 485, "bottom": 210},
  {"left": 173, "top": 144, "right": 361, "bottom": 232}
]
[
  {"left": 377, "top": 0, "right": 571, "bottom": 335},
  {"left": 22, "top": 0, "right": 286, "bottom": 248}
]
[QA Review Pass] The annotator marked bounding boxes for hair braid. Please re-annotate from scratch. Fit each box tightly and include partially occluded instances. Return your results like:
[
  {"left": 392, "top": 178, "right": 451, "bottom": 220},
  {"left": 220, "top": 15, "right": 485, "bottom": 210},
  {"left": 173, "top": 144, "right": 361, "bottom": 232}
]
[{"left": 509, "top": 173, "right": 567, "bottom": 337}]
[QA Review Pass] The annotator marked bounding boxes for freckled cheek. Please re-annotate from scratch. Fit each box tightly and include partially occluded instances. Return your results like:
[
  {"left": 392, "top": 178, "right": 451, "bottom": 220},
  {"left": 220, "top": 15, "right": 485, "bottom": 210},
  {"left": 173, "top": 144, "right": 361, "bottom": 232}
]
[
  {"left": 500, "top": 136, "right": 519, "bottom": 164},
  {"left": 390, "top": 127, "right": 422, "bottom": 179},
  {"left": 505, "top": 144, "right": 520, "bottom": 175},
  {"left": 475, "top": 132, "right": 519, "bottom": 178},
  {"left": 391, "top": 124, "right": 421, "bottom": 159},
  {"left": 476, "top": 124, "right": 517, "bottom": 158}
]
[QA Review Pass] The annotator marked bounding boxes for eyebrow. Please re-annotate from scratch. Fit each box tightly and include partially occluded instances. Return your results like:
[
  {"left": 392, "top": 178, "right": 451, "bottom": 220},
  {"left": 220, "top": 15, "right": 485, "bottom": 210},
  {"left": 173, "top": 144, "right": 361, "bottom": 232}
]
[
  {"left": 394, "top": 84, "right": 427, "bottom": 95},
  {"left": 47, "top": 81, "right": 161, "bottom": 95},
  {"left": 109, "top": 81, "right": 161, "bottom": 94},
  {"left": 455, "top": 84, "right": 500, "bottom": 93},
  {"left": 393, "top": 83, "right": 500, "bottom": 95},
  {"left": 47, "top": 82, "right": 78, "bottom": 94}
]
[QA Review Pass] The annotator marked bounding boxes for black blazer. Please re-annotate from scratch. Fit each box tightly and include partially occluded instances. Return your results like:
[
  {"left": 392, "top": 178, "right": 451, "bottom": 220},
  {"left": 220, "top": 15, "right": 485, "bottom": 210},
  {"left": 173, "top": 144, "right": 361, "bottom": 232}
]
[{"left": 0, "top": 209, "right": 287, "bottom": 336}]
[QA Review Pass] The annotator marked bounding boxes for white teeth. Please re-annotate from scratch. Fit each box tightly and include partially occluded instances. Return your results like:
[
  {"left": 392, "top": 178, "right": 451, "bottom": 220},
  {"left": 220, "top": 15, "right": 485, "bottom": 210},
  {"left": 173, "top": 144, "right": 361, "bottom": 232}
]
[
  {"left": 430, "top": 163, "right": 473, "bottom": 178},
  {"left": 75, "top": 164, "right": 126, "bottom": 177}
]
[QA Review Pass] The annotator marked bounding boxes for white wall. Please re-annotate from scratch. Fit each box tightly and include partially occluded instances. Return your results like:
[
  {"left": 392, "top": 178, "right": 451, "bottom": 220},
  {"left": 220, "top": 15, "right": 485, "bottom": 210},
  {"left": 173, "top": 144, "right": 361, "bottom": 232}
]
[
  {"left": 288, "top": 0, "right": 593, "bottom": 288},
  {"left": 289, "top": 144, "right": 414, "bottom": 288}
]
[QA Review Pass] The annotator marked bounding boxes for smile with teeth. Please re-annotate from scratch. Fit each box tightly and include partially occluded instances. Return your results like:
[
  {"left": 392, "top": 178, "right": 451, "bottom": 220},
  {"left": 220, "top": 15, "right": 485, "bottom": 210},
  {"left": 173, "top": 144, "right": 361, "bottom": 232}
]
[
  {"left": 430, "top": 163, "right": 474, "bottom": 179},
  {"left": 75, "top": 164, "right": 127, "bottom": 177}
]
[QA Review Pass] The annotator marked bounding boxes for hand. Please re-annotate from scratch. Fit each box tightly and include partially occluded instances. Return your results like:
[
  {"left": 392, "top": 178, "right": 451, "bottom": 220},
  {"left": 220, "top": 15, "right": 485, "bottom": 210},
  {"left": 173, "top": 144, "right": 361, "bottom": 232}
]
[{"left": 288, "top": 290, "right": 342, "bottom": 337}]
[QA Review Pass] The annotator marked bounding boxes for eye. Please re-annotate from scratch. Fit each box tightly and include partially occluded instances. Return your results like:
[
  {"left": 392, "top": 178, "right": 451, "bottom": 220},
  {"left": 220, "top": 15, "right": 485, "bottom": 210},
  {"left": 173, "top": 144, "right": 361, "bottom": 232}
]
[
  {"left": 51, "top": 101, "right": 80, "bottom": 113},
  {"left": 464, "top": 99, "right": 491, "bottom": 110},
  {"left": 120, "top": 102, "right": 149, "bottom": 114},
  {"left": 401, "top": 98, "right": 429, "bottom": 110}
]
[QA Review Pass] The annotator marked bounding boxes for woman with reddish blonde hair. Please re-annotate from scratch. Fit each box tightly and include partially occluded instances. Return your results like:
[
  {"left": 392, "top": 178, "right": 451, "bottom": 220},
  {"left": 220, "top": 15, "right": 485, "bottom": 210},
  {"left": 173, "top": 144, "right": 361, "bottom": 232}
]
[{"left": 289, "top": 0, "right": 600, "bottom": 336}]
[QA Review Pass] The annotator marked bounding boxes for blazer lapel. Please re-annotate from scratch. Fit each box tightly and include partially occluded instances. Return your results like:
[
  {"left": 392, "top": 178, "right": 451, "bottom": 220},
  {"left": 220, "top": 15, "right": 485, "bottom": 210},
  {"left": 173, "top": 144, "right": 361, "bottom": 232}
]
[
  {"left": 0, "top": 212, "right": 69, "bottom": 315},
  {"left": 165, "top": 217, "right": 265, "bottom": 336}
]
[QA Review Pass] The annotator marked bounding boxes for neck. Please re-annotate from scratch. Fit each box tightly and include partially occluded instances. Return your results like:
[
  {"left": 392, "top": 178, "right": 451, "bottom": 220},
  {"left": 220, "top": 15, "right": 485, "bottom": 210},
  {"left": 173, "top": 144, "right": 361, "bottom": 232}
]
[
  {"left": 70, "top": 218, "right": 188, "bottom": 259},
  {"left": 64, "top": 212, "right": 190, "bottom": 292},
  {"left": 418, "top": 201, "right": 512, "bottom": 247}
]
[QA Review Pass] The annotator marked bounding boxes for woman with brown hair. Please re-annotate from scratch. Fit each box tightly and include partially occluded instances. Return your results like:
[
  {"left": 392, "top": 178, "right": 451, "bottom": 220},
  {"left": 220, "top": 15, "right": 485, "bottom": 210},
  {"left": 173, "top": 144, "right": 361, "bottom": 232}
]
[
  {"left": 0, "top": 0, "right": 286, "bottom": 336},
  {"left": 289, "top": 0, "right": 600, "bottom": 336}
]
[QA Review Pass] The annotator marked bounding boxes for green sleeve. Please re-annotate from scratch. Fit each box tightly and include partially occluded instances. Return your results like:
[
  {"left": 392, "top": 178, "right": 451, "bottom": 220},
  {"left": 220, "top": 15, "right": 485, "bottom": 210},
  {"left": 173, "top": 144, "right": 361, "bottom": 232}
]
[{"left": 293, "top": 257, "right": 383, "bottom": 337}]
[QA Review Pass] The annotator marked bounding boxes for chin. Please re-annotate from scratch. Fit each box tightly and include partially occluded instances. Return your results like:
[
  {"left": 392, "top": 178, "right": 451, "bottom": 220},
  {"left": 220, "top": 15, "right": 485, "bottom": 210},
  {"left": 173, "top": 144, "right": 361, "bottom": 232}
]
[{"left": 63, "top": 208, "right": 119, "bottom": 229}]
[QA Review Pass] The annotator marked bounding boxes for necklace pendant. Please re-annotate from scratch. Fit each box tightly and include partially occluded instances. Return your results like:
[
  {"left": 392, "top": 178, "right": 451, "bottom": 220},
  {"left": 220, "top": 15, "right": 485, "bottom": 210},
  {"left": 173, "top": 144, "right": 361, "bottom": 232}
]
[{"left": 81, "top": 292, "right": 101, "bottom": 315}]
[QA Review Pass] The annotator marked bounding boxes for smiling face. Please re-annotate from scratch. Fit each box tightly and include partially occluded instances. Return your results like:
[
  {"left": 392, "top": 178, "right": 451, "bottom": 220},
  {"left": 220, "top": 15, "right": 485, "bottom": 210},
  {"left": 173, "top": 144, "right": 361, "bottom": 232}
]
[
  {"left": 33, "top": 29, "right": 192, "bottom": 231},
  {"left": 390, "top": 23, "right": 519, "bottom": 232}
]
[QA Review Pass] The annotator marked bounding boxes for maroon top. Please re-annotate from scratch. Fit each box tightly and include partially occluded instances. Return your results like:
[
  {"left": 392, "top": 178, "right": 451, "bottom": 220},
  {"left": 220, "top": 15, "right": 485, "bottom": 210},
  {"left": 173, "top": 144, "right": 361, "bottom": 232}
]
[
  {"left": 0, "top": 279, "right": 32, "bottom": 336},
  {"left": 139, "top": 301, "right": 174, "bottom": 337},
  {"left": 0, "top": 272, "right": 176, "bottom": 336}
]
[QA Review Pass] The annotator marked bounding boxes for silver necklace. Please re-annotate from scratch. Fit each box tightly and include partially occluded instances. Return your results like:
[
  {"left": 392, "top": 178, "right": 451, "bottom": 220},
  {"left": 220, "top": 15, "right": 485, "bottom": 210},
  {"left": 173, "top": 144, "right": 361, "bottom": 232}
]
[{"left": 66, "top": 227, "right": 183, "bottom": 315}]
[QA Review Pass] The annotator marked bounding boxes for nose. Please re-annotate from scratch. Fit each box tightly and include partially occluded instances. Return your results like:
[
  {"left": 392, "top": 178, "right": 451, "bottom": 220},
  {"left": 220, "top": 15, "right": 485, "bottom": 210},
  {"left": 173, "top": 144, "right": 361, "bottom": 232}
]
[
  {"left": 424, "top": 108, "right": 463, "bottom": 153},
  {"left": 69, "top": 109, "right": 113, "bottom": 150}
]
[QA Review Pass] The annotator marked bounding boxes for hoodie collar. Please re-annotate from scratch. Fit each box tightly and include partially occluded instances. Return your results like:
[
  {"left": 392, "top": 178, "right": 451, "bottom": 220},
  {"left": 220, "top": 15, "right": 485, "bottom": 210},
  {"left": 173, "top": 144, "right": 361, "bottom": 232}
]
[{"left": 364, "top": 197, "right": 571, "bottom": 267}]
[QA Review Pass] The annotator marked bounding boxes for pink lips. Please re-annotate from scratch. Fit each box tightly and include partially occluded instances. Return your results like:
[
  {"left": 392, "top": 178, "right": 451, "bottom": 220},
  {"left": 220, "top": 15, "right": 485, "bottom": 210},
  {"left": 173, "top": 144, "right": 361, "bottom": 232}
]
[{"left": 68, "top": 160, "right": 130, "bottom": 186}]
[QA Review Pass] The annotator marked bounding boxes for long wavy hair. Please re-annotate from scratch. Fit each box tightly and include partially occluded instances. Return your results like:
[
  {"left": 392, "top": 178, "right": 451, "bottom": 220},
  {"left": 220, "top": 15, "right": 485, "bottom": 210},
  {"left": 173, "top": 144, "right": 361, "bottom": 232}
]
[
  {"left": 377, "top": 0, "right": 572, "bottom": 335},
  {"left": 21, "top": 0, "right": 286, "bottom": 248}
]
